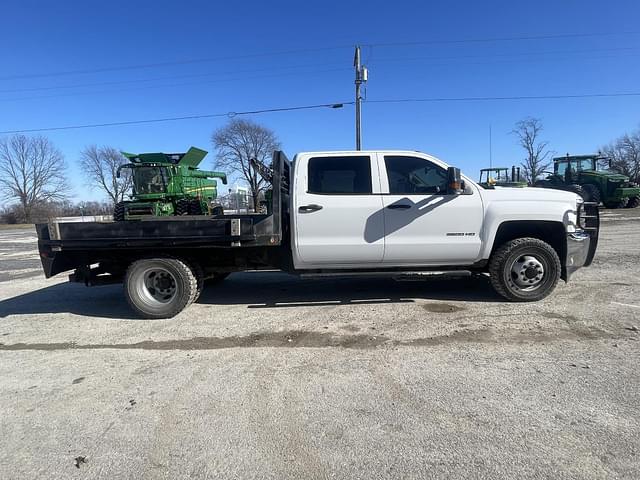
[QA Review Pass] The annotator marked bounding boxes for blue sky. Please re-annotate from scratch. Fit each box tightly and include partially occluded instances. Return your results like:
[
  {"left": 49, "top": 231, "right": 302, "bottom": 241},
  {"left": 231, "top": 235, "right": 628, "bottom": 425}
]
[{"left": 1, "top": 0, "right": 639, "bottom": 201}]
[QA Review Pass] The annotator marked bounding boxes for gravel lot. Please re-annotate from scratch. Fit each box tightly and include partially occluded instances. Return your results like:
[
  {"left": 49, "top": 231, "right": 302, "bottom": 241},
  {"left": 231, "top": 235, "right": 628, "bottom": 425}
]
[{"left": 0, "top": 211, "right": 639, "bottom": 479}]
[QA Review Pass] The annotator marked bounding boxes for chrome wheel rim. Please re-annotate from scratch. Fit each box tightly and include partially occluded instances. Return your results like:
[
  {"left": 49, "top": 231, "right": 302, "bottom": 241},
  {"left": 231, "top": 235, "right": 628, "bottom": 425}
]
[
  {"left": 137, "top": 267, "right": 177, "bottom": 305},
  {"left": 510, "top": 255, "right": 545, "bottom": 290}
]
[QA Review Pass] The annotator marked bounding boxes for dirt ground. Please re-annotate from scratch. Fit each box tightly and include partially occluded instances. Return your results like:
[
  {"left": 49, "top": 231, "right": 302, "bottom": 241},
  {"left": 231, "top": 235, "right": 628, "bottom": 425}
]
[{"left": 0, "top": 209, "right": 639, "bottom": 479}]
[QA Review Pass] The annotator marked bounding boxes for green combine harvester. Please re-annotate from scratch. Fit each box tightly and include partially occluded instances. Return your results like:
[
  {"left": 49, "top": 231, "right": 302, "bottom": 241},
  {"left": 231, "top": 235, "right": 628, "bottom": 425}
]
[
  {"left": 478, "top": 166, "right": 527, "bottom": 188},
  {"left": 534, "top": 154, "right": 640, "bottom": 209},
  {"left": 114, "top": 147, "right": 227, "bottom": 220}
]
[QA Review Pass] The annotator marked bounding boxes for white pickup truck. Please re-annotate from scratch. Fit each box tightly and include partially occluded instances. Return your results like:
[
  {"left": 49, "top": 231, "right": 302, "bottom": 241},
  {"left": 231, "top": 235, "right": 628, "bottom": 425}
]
[{"left": 36, "top": 150, "right": 599, "bottom": 318}]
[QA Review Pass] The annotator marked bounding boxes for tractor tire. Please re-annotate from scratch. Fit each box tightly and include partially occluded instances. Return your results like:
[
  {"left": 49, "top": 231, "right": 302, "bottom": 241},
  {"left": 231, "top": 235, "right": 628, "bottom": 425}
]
[
  {"left": 113, "top": 202, "right": 126, "bottom": 221},
  {"left": 604, "top": 198, "right": 629, "bottom": 209},
  {"left": 581, "top": 184, "right": 601, "bottom": 204},
  {"left": 489, "top": 237, "right": 561, "bottom": 302},
  {"left": 175, "top": 199, "right": 189, "bottom": 216},
  {"left": 189, "top": 199, "right": 203, "bottom": 215},
  {"left": 625, "top": 196, "right": 640, "bottom": 208},
  {"left": 124, "top": 257, "right": 197, "bottom": 319},
  {"left": 566, "top": 184, "right": 584, "bottom": 198}
]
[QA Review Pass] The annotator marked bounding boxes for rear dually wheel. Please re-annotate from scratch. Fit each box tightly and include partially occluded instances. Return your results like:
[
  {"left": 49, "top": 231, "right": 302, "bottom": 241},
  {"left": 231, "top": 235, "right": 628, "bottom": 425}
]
[{"left": 124, "top": 257, "right": 197, "bottom": 319}]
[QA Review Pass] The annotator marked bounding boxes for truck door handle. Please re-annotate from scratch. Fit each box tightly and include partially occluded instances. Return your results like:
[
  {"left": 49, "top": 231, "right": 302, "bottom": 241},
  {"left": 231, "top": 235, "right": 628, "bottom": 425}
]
[
  {"left": 299, "top": 204, "right": 323, "bottom": 213},
  {"left": 386, "top": 204, "right": 411, "bottom": 210}
]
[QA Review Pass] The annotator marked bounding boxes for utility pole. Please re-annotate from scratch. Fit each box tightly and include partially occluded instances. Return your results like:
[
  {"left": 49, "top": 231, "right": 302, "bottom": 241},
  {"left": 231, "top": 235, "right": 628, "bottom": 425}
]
[
  {"left": 489, "top": 124, "right": 493, "bottom": 169},
  {"left": 354, "top": 46, "right": 368, "bottom": 150}
]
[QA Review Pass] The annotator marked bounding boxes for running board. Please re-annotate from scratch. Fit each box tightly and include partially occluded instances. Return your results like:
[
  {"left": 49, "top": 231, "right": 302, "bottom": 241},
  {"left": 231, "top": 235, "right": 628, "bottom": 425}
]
[{"left": 299, "top": 270, "right": 472, "bottom": 281}]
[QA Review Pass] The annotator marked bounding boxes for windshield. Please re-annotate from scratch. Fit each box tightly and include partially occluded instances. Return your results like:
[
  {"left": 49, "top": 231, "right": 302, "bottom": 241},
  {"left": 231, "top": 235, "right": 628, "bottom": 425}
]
[
  {"left": 556, "top": 158, "right": 596, "bottom": 176},
  {"left": 480, "top": 170, "right": 509, "bottom": 183},
  {"left": 133, "top": 166, "right": 167, "bottom": 194}
]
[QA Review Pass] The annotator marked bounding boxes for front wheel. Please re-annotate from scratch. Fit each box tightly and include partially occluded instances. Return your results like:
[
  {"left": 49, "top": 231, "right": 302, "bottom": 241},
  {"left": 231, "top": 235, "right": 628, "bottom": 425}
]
[
  {"left": 489, "top": 238, "right": 561, "bottom": 302},
  {"left": 124, "top": 257, "right": 197, "bottom": 319}
]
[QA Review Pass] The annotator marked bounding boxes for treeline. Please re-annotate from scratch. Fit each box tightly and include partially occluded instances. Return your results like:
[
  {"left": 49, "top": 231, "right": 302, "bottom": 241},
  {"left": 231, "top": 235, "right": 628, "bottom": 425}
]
[
  {"left": 1, "top": 119, "right": 639, "bottom": 224},
  {"left": 0, "top": 135, "right": 133, "bottom": 223},
  {"left": 0, "top": 200, "right": 112, "bottom": 224}
]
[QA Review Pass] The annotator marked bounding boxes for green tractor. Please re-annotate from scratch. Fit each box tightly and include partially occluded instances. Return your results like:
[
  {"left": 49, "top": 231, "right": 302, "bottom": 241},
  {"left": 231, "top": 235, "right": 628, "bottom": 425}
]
[
  {"left": 534, "top": 154, "right": 640, "bottom": 209},
  {"left": 114, "top": 146, "right": 228, "bottom": 220},
  {"left": 479, "top": 166, "right": 528, "bottom": 189}
]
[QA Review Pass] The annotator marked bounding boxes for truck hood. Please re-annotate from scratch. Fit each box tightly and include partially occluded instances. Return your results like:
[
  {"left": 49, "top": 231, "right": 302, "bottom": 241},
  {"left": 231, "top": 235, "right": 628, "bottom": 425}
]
[{"left": 478, "top": 185, "right": 580, "bottom": 204}]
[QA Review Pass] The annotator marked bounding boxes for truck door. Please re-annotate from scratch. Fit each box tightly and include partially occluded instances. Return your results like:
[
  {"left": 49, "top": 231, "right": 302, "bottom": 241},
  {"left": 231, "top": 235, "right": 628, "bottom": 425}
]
[
  {"left": 293, "top": 154, "right": 385, "bottom": 267},
  {"left": 380, "top": 154, "right": 483, "bottom": 265}
]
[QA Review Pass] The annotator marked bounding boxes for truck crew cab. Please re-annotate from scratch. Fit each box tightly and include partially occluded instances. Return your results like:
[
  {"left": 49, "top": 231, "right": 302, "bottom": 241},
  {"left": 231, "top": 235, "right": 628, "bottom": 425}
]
[{"left": 36, "top": 150, "right": 599, "bottom": 318}]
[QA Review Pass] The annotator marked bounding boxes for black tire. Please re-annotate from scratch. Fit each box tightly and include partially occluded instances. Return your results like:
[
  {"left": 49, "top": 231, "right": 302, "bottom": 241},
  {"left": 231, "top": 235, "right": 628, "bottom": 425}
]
[
  {"left": 124, "top": 257, "right": 197, "bottom": 319},
  {"left": 604, "top": 198, "right": 629, "bottom": 209},
  {"left": 625, "top": 196, "right": 640, "bottom": 208},
  {"left": 567, "top": 184, "right": 584, "bottom": 198},
  {"left": 187, "top": 261, "right": 205, "bottom": 303},
  {"left": 489, "top": 238, "right": 561, "bottom": 302},
  {"left": 581, "top": 184, "right": 601, "bottom": 204},
  {"left": 175, "top": 199, "right": 189, "bottom": 216},
  {"left": 113, "top": 202, "right": 125, "bottom": 221},
  {"left": 189, "top": 199, "right": 203, "bottom": 215}
]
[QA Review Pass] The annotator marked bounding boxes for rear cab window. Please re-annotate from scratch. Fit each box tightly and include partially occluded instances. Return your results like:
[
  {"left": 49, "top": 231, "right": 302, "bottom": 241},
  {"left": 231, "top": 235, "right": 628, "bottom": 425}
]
[{"left": 307, "top": 156, "right": 372, "bottom": 194}]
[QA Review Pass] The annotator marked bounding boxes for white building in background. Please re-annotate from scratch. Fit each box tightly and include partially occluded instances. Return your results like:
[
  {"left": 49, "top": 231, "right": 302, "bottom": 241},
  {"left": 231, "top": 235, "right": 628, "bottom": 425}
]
[{"left": 225, "top": 183, "right": 250, "bottom": 212}]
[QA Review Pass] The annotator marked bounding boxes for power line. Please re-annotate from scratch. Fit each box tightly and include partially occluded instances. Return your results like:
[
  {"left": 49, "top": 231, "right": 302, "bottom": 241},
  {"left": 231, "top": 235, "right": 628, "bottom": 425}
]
[
  {"left": 365, "top": 92, "right": 640, "bottom": 104},
  {"left": 0, "top": 68, "right": 351, "bottom": 103},
  {"left": 2, "top": 46, "right": 636, "bottom": 97},
  {"left": 0, "top": 62, "right": 348, "bottom": 94},
  {"left": 369, "top": 46, "right": 640, "bottom": 65},
  {"left": 0, "top": 45, "right": 354, "bottom": 81},
  {"left": 364, "top": 31, "right": 640, "bottom": 48},
  {"left": 3, "top": 31, "right": 637, "bottom": 82},
  {"left": 2, "top": 91, "right": 639, "bottom": 135},
  {"left": 0, "top": 102, "right": 353, "bottom": 134}
]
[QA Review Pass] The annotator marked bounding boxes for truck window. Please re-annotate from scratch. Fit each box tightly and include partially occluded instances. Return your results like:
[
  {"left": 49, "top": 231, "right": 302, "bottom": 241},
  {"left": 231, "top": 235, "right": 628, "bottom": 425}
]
[
  {"left": 308, "top": 156, "right": 372, "bottom": 194},
  {"left": 384, "top": 156, "right": 448, "bottom": 194}
]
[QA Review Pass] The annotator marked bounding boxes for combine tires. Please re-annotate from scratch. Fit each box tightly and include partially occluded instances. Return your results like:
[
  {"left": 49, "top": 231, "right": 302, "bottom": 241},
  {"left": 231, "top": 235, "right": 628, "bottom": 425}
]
[
  {"left": 113, "top": 202, "right": 125, "bottom": 221},
  {"left": 175, "top": 199, "right": 190, "bottom": 216},
  {"left": 188, "top": 199, "right": 203, "bottom": 215}
]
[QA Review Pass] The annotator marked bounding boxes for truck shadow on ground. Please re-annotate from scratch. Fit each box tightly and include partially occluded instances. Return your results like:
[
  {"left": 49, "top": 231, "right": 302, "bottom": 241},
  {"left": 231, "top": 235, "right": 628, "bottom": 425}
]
[
  {"left": 0, "top": 272, "right": 501, "bottom": 320},
  {"left": 197, "top": 271, "right": 501, "bottom": 309}
]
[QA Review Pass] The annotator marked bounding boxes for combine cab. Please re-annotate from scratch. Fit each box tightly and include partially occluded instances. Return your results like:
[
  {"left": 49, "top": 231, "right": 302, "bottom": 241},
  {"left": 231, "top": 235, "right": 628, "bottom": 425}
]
[
  {"left": 479, "top": 166, "right": 527, "bottom": 189},
  {"left": 114, "top": 147, "right": 227, "bottom": 220},
  {"left": 534, "top": 154, "right": 640, "bottom": 208}
]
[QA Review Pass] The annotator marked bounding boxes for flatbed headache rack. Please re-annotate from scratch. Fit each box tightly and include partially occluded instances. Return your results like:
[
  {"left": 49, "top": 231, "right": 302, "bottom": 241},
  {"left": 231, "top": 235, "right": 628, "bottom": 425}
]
[{"left": 37, "top": 151, "right": 290, "bottom": 279}]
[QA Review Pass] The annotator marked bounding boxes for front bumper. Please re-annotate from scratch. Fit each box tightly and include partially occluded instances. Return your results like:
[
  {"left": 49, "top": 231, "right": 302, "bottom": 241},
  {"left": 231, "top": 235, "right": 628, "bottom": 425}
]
[{"left": 564, "top": 202, "right": 599, "bottom": 280}]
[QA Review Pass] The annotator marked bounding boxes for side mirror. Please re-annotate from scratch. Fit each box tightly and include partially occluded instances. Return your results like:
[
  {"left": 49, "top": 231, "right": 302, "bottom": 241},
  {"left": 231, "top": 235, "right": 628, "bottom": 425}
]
[{"left": 447, "top": 167, "right": 463, "bottom": 195}]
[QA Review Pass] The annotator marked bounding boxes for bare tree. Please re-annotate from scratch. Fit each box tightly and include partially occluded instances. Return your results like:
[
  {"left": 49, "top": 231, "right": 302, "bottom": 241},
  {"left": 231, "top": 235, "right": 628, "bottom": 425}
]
[
  {"left": 511, "top": 117, "right": 552, "bottom": 183},
  {"left": 600, "top": 130, "right": 640, "bottom": 182},
  {"left": 212, "top": 118, "right": 280, "bottom": 210},
  {"left": 0, "top": 134, "right": 68, "bottom": 222},
  {"left": 79, "top": 145, "right": 133, "bottom": 206}
]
